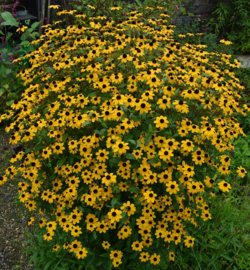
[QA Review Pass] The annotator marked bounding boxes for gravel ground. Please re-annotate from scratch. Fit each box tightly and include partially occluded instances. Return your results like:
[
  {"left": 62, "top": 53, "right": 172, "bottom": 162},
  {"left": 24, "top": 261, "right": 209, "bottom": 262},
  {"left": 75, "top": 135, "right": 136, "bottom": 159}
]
[{"left": 0, "top": 125, "right": 34, "bottom": 270}]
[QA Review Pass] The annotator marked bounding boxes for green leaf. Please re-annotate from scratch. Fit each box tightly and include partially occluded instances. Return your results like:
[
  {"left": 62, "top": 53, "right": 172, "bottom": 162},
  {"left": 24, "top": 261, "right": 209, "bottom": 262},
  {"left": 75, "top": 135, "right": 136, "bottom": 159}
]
[
  {"left": 129, "top": 251, "right": 139, "bottom": 259},
  {"left": 96, "top": 259, "right": 106, "bottom": 267},
  {"left": 123, "top": 247, "right": 133, "bottom": 252},
  {"left": 233, "top": 236, "right": 247, "bottom": 251},
  {"left": 144, "top": 133, "right": 152, "bottom": 146},
  {"left": 78, "top": 206, "right": 84, "bottom": 212},
  {"left": 69, "top": 155, "right": 74, "bottom": 165},
  {"left": 0, "top": 30, "right": 4, "bottom": 35},
  {"left": 100, "top": 253, "right": 110, "bottom": 258},
  {"left": 183, "top": 192, "right": 189, "bottom": 207},
  {"left": 180, "top": 7, "right": 186, "bottom": 15},
  {"left": 129, "top": 186, "right": 139, "bottom": 193},
  {"left": 1, "top": 12, "right": 19, "bottom": 27},
  {"left": 118, "top": 212, "right": 127, "bottom": 229},
  {"left": 109, "top": 157, "right": 121, "bottom": 164},
  {"left": 148, "top": 155, "right": 159, "bottom": 163},
  {"left": 101, "top": 121, "right": 108, "bottom": 128},
  {"left": 126, "top": 153, "right": 136, "bottom": 160},
  {"left": 83, "top": 121, "right": 91, "bottom": 126},
  {"left": 221, "top": 254, "right": 233, "bottom": 262},
  {"left": 31, "top": 21, "right": 41, "bottom": 29},
  {"left": 93, "top": 231, "right": 97, "bottom": 239},
  {"left": 173, "top": 200, "right": 179, "bottom": 213},
  {"left": 169, "top": 241, "right": 176, "bottom": 251},
  {"left": 123, "top": 133, "right": 133, "bottom": 142},
  {"left": 94, "top": 128, "right": 106, "bottom": 136},
  {"left": 131, "top": 115, "right": 141, "bottom": 121},
  {"left": 0, "top": 48, "right": 7, "bottom": 54},
  {"left": 63, "top": 133, "right": 68, "bottom": 143},
  {"left": 58, "top": 157, "right": 67, "bottom": 169},
  {"left": 44, "top": 260, "right": 54, "bottom": 270},
  {"left": 120, "top": 105, "right": 127, "bottom": 112},
  {"left": 6, "top": 100, "right": 14, "bottom": 106},
  {"left": 6, "top": 33, "right": 13, "bottom": 43},
  {"left": 88, "top": 92, "right": 96, "bottom": 97},
  {"left": 136, "top": 141, "right": 142, "bottom": 148},
  {"left": 20, "top": 40, "right": 29, "bottom": 47},
  {"left": 111, "top": 197, "right": 118, "bottom": 208},
  {"left": 0, "top": 89, "right": 6, "bottom": 96},
  {"left": 148, "top": 124, "right": 154, "bottom": 133},
  {"left": 45, "top": 66, "right": 55, "bottom": 74}
]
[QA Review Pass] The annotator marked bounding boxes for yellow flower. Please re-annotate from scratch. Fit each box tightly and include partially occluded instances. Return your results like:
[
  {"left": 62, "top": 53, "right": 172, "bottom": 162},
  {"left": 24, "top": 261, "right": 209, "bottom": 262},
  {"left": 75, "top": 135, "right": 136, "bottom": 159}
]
[
  {"left": 150, "top": 253, "right": 160, "bottom": 265},
  {"left": 48, "top": 5, "right": 60, "bottom": 9},
  {"left": 111, "top": 6, "right": 122, "bottom": 11},
  {"left": 43, "top": 231, "right": 55, "bottom": 241},
  {"left": 166, "top": 181, "right": 180, "bottom": 195},
  {"left": 154, "top": 116, "right": 169, "bottom": 130},
  {"left": 178, "top": 34, "right": 186, "bottom": 38},
  {"left": 144, "top": 190, "right": 157, "bottom": 203},
  {"left": 159, "top": 148, "right": 174, "bottom": 162},
  {"left": 113, "top": 141, "right": 130, "bottom": 155},
  {"left": 28, "top": 217, "right": 34, "bottom": 225},
  {"left": 87, "top": 5, "right": 95, "bottom": 10},
  {"left": 53, "top": 244, "right": 60, "bottom": 252},
  {"left": 76, "top": 247, "right": 88, "bottom": 259},
  {"left": 201, "top": 211, "right": 212, "bottom": 221},
  {"left": 139, "top": 251, "right": 150, "bottom": 262},
  {"left": 16, "top": 26, "right": 28, "bottom": 32},
  {"left": 46, "top": 221, "right": 57, "bottom": 231},
  {"left": 102, "top": 173, "right": 117, "bottom": 186},
  {"left": 220, "top": 39, "right": 232, "bottom": 45},
  {"left": 110, "top": 250, "right": 123, "bottom": 260},
  {"left": 108, "top": 209, "right": 122, "bottom": 223},
  {"left": 102, "top": 241, "right": 110, "bottom": 249},
  {"left": 184, "top": 236, "right": 195, "bottom": 248},
  {"left": 131, "top": 241, "right": 143, "bottom": 251},
  {"left": 237, "top": 166, "right": 247, "bottom": 177},
  {"left": 218, "top": 180, "right": 231, "bottom": 192},
  {"left": 169, "top": 252, "right": 175, "bottom": 261}
]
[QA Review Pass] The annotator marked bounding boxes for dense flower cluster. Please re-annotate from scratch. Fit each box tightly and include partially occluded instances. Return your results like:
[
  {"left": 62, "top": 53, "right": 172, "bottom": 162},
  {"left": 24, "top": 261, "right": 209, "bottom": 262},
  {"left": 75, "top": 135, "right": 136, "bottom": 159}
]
[{"left": 0, "top": 3, "right": 249, "bottom": 268}]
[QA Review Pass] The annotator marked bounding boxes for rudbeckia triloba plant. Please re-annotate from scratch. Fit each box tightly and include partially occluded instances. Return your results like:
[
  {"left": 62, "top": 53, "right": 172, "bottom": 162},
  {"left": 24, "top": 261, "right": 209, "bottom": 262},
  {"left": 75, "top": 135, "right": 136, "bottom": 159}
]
[{"left": 0, "top": 0, "right": 249, "bottom": 269}]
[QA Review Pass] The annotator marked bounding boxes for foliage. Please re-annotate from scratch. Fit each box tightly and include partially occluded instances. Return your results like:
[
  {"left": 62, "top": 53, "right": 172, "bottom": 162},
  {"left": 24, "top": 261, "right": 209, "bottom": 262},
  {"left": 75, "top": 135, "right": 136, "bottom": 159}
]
[
  {"left": 173, "top": 16, "right": 235, "bottom": 55},
  {"left": 24, "top": 193, "right": 250, "bottom": 270},
  {"left": 0, "top": 0, "right": 250, "bottom": 269},
  {"left": 0, "top": 7, "right": 40, "bottom": 115},
  {"left": 207, "top": 0, "right": 250, "bottom": 54},
  {"left": 61, "top": 0, "right": 183, "bottom": 18},
  {"left": 234, "top": 68, "right": 250, "bottom": 94},
  {"left": 233, "top": 68, "right": 250, "bottom": 135},
  {"left": 230, "top": 134, "right": 250, "bottom": 185}
]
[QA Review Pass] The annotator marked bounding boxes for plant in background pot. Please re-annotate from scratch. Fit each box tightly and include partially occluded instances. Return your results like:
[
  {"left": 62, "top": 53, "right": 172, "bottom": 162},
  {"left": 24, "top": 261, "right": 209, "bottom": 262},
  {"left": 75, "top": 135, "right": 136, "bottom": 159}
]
[{"left": 15, "top": 5, "right": 28, "bottom": 17}]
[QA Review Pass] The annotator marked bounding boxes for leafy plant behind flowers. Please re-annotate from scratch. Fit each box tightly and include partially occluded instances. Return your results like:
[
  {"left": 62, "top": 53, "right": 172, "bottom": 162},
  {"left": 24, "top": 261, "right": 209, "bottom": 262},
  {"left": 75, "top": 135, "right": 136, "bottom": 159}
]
[
  {"left": 0, "top": 7, "right": 40, "bottom": 115},
  {"left": 0, "top": 1, "right": 249, "bottom": 269}
]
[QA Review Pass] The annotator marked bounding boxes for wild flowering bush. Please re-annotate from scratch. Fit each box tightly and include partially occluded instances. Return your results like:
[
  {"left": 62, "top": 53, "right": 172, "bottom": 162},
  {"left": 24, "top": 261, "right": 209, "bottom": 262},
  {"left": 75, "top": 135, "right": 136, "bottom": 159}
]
[{"left": 0, "top": 2, "right": 249, "bottom": 269}]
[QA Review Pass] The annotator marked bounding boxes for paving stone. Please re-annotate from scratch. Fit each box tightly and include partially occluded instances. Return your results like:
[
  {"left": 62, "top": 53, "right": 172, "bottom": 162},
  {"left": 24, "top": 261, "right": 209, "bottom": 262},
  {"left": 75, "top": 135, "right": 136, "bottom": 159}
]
[{"left": 236, "top": 56, "right": 250, "bottom": 68}]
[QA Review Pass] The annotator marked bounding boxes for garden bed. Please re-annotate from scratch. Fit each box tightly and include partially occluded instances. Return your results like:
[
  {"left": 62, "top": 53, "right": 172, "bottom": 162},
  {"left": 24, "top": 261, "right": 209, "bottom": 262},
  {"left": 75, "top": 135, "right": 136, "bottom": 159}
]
[{"left": 0, "top": 127, "right": 34, "bottom": 270}]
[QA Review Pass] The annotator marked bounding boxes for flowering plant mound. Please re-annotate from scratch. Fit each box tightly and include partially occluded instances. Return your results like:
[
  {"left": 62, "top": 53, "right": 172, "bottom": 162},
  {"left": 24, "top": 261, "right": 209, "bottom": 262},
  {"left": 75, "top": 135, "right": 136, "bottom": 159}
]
[{"left": 0, "top": 2, "right": 249, "bottom": 269}]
